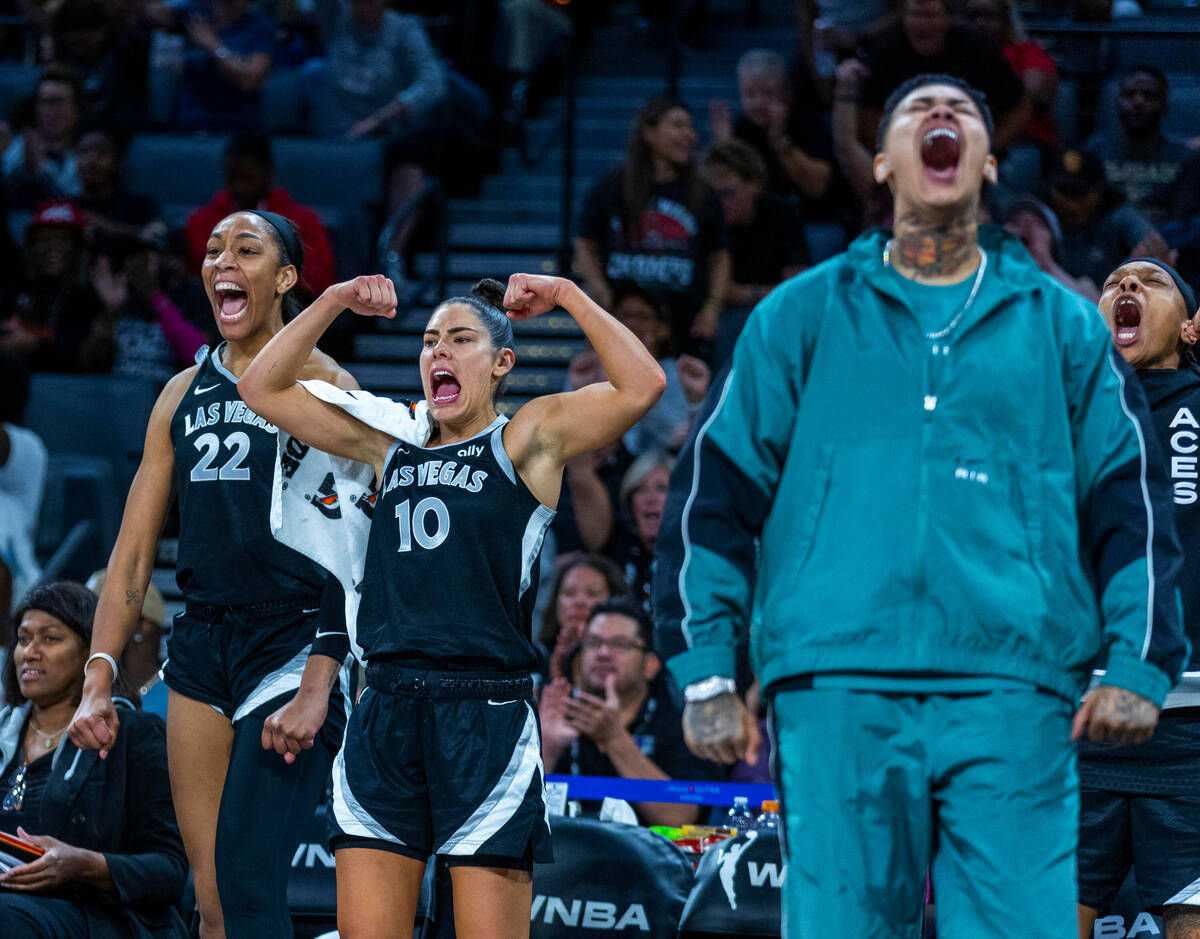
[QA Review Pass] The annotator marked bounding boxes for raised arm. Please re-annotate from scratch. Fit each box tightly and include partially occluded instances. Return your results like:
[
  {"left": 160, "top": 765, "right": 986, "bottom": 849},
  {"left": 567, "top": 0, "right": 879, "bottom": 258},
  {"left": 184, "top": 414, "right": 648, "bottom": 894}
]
[
  {"left": 238, "top": 277, "right": 399, "bottom": 478},
  {"left": 69, "top": 369, "right": 191, "bottom": 756},
  {"left": 505, "top": 275, "right": 665, "bottom": 501}
]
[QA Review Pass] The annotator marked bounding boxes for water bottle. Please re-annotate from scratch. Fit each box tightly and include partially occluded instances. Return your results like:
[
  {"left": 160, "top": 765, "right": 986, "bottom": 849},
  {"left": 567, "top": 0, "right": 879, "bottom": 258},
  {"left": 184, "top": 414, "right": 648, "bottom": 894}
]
[
  {"left": 755, "top": 800, "right": 781, "bottom": 831},
  {"left": 725, "top": 796, "right": 756, "bottom": 833}
]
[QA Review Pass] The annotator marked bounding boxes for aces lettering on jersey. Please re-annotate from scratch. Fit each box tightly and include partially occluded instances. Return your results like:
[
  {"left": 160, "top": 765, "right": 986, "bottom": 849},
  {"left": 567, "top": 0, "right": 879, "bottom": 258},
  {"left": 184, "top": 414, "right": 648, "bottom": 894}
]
[
  {"left": 1170, "top": 407, "right": 1199, "bottom": 505},
  {"left": 184, "top": 399, "right": 276, "bottom": 483},
  {"left": 183, "top": 399, "right": 277, "bottom": 436},
  {"left": 381, "top": 459, "right": 488, "bottom": 496}
]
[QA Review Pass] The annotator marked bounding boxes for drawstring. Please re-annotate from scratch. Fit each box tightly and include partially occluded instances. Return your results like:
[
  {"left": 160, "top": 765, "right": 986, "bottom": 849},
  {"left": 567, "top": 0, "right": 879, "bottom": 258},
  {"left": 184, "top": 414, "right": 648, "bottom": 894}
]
[{"left": 63, "top": 749, "right": 83, "bottom": 781}]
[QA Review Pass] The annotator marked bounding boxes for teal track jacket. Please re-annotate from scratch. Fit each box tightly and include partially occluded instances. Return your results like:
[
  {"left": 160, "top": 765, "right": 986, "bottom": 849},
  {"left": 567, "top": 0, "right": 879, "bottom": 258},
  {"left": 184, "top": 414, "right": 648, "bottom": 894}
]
[{"left": 663, "top": 226, "right": 1188, "bottom": 705}]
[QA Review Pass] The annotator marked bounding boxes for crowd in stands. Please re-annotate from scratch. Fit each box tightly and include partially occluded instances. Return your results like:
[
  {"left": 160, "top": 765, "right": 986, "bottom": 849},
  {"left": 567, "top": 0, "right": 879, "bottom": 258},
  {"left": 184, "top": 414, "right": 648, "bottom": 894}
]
[{"left": 1, "top": 0, "right": 1200, "bottom": 931}]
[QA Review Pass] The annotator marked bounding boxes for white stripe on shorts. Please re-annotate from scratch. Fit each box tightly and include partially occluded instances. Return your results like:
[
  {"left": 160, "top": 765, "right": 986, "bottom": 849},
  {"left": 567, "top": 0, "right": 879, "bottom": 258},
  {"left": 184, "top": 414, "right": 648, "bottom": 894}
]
[
  {"left": 331, "top": 703, "right": 408, "bottom": 846},
  {"left": 231, "top": 643, "right": 310, "bottom": 723},
  {"left": 438, "top": 701, "right": 542, "bottom": 855}
]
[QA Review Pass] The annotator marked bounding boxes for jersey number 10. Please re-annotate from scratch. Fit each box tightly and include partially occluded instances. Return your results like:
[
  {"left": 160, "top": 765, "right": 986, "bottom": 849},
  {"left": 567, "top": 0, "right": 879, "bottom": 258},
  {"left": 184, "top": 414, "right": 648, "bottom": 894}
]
[
  {"left": 395, "top": 497, "right": 450, "bottom": 551},
  {"left": 190, "top": 431, "right": 251, "bottom": 482}
]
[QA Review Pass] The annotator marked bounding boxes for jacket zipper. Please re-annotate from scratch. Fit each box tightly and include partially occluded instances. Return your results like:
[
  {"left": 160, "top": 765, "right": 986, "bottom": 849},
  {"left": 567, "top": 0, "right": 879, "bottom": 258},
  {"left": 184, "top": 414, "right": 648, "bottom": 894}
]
[{"left": 913, "top": 340, "right": 949, "bottom": 627}]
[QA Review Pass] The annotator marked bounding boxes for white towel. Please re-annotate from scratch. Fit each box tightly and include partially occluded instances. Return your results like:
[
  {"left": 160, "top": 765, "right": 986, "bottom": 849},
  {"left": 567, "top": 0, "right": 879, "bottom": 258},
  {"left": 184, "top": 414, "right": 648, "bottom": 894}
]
[{"left": 270, "top": 380, "right": 431, "bottom": 663}]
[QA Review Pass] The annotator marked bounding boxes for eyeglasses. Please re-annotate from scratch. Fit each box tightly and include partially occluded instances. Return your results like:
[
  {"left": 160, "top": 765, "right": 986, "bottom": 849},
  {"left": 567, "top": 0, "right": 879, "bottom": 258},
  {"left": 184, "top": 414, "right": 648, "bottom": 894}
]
[
  {"left": 2, "top": 762, "right": 27, "bottom": 812},
  {"left": 581, "top": 636, "right": 646, "bottom": 653}
]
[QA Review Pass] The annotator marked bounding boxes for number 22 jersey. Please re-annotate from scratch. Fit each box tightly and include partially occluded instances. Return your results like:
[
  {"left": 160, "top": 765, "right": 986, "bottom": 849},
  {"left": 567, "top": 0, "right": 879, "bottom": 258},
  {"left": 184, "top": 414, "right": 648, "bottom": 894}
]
[
  {"left": 170, "top": 344, "right": 326, "bottom": 605},
  {"left": 357, "top": 415, "right": 556, "bottom": 671}
]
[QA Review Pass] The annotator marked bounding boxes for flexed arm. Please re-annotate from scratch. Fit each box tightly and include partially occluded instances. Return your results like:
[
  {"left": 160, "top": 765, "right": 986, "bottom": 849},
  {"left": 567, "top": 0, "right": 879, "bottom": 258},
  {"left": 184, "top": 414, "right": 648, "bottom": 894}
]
[{"left": 239, "top": 277, "right": 399, "bottom": 477}]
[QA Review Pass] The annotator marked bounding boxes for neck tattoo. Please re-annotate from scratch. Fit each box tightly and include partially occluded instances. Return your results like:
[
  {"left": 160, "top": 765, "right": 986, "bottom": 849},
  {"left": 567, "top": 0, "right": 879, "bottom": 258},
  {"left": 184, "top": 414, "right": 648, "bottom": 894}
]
[{"left": 889, "top": 212, "right": 979, "bottom": 281}]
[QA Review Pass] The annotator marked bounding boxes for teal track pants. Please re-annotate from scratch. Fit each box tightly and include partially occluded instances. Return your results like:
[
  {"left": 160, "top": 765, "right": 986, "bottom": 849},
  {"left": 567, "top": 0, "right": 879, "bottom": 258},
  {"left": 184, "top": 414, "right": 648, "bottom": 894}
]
[{"left": 769, "top": 686, "right": 1078, "bottom": 939}]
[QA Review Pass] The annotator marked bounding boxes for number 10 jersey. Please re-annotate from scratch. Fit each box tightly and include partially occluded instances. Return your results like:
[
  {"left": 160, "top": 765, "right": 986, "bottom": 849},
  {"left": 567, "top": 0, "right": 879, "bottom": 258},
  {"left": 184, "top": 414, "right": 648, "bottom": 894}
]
[
  {"left": 356, "top": 415, "right": 555, "bottom": 672},
  {"left": 170, "top": 344, "right": 326, "bottom": 605}
]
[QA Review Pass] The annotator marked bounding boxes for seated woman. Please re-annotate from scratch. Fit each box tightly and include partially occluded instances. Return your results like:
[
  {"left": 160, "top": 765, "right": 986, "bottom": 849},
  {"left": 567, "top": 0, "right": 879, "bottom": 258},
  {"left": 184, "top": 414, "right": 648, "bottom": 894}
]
[
  {"left": 0, "top": 582, "right": 187, "bottom": 939},
  {"left": 537, "top": 553, "right": 631, "bottom": 683}
]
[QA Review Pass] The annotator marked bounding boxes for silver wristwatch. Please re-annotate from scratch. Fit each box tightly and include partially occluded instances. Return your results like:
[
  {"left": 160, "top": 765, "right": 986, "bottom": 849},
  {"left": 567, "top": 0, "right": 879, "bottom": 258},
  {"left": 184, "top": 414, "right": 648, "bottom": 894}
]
[{"left": 683, "top": 676, "right": 737, "bottom": 703}]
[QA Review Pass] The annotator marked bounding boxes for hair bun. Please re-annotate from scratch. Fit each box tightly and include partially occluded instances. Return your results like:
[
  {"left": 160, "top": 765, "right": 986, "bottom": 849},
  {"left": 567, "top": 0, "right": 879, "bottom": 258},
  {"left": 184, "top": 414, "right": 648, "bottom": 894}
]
[{"left": 469, "top": 278, "right": 506, "bottom": 309}]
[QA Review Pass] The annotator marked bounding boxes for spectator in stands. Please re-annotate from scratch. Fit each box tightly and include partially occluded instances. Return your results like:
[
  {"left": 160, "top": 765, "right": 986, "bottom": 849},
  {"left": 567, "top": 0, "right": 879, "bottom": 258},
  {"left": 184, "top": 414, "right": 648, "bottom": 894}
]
[
  {"left": 1, "top": 200, "right": 100, "bottom": 372},
  {"left": 540, "top": 597, "right": 724, "bottom": 826},
  {"left": 312, "top": 0, "right": 446, "bottom": 140},
  {"left": 857, "top": 0, "right": 1030, "bottom": 153},
  {"left": 538, "top": 553, "right": 630, "bottom": 682},
  {"left": 79, "top": 232, "right": 208, "bottom": 386},
  {"left": 708, "top": 49, "right": 835, "bottom": 216},
  {"left": 2, "top": 66, "right": 83, "bottom": 211},
  {"left": 186, "top": 135, "right": 337, "bottom": 295},
  {"left": 311, "top": 0, "right": 446, "bottom": 299},
  {"left": 500, "top": 0, "right": 573, "bottom": 126},
  {"left": 1081, "top": 257, "right": 1200, "bottom": 939},
  {"left": 576, "top": 95, "right": 730, "bottom": 357},
  {"left": 0, "top": 352, "right": 46, "bottom": 616},
  {"left": 702, "top": 139, "right": 808, "bottom": 313},
  {"left": 1049, "top": 149, "right": 1165, "bottom": 288},
  {"left": 175, "top": 0, "right": 273, "bottom": 133},
  {"left": 85, "top": 570, "right": 168, "bottom": 720},
  {"left": 609, "top": 451, "right": 672, "bottom": 611},
  {"left": 831, "top": 57, "right": 894, "bottom": 230},
  {"left": 50, "top": 0, "right": 149, "bottom": 131},
  {"left": 1085, "top": 66, "right": 1200, "bottom": 228},
  {"left": 1003, "top": 195, "right": 1099, "bottom": 301},
  {"left": 74, "top": 126, "right": 162, "bottom": 248},
  {"left": 609, "top": 283, "right": 710, "bottom": 455},
  {"left": 0, "top": 581, "right": 188, "bottom": 938},
  {"left": 961, "top": 0, "right": 1059, "bottom": 153}
]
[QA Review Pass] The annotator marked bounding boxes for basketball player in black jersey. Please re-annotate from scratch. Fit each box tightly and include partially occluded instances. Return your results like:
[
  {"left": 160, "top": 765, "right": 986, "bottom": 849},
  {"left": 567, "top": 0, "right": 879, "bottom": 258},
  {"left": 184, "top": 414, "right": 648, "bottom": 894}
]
[
  {"left": 239, "top": 272, "right": 664, "bottom": 937},
  {"left": 68, "top": 211, "right": 357, "bottom": 939}
]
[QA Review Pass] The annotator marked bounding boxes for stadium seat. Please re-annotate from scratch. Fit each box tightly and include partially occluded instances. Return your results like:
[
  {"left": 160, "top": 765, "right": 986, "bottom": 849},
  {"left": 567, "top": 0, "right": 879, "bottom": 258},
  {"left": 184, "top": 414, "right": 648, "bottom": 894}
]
[
  {"left": 271, "top": 138, "right": 385, "bottom": 213},
  {"left": 261, "top": 67, "right": 306, "bottom": 134},
  {"left": 122, "top": 135, "right": 229, "bottom": 213},
  {"left": 35, "top": 453, "right": 121, "bottom": 578},
  {"left": 999, "top": 143, "right": 1043, "bottom": 196},
  {"left": 0, "top": 62, "right": 37, "bottom": 119},
  {"left": 24, "top": 374, "right": 159, "bottom": 493},
  {"left": 1053, "top": 78, "right": 1079, "bottom": 148},
  {"left": 803, "top": 222, "right": 847, "bottom": 264}
]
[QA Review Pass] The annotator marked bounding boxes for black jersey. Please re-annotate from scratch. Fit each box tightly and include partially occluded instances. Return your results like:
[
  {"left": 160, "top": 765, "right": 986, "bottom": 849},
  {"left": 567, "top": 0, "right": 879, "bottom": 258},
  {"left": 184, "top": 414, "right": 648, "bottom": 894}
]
[
  {"left": 170, "top": 345, "right": 326, "bottom": 605},
  {"left": 357, "top": 416, "right": 555, "bottom": 671}
]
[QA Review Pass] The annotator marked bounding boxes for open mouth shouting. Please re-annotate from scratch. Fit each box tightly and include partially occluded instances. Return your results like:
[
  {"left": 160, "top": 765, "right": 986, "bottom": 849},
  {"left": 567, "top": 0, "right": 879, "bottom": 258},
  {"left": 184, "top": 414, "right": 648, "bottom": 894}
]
[
  {"left": 214, "top": 281, "right": 250, "bottom": 323},
  {"left": 1112, "top": 293, "right": 1143, "bottom": 347},
  {"left": 430, "top": 367, "right": 462, "bottom": 406},
  {"left": 920, "top": 125, "right": 962, "bottom": 184}
]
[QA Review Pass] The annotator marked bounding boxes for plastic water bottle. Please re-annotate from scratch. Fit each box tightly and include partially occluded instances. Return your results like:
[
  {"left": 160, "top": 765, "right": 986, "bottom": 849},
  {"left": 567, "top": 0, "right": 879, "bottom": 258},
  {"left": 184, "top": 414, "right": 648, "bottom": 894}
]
[
  {"left": 725, "top": 796, "right": 756, "bottom": 833},
  {"left": 755, "top": 800, "right": 781, "bottom": 831}
]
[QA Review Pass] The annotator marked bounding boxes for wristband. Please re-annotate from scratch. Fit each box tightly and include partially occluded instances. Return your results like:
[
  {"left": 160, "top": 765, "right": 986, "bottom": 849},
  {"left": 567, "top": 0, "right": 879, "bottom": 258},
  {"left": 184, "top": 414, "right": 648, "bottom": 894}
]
[
  {"left": 683, "top": 676, "right": 737, "bottom": 703},
  {"left": 85, "top": 652, "right": 118, "bottom": 682}
]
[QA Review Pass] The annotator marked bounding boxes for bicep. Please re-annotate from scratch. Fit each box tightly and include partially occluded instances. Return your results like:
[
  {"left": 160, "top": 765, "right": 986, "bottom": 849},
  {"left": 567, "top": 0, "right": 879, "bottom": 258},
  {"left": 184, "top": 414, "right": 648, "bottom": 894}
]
[
  {"left": 266, "top": 383, "right": 389, "bottom": 468},
  {"left": 513, "top": 383, "right": 645, "bottom": 467}
]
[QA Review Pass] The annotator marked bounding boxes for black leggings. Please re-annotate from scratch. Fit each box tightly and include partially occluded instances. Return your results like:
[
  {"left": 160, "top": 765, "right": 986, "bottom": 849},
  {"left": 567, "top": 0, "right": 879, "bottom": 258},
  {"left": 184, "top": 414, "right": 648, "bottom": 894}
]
[{"left": 213, "top": 714, "right": 333, "bottom": 939}]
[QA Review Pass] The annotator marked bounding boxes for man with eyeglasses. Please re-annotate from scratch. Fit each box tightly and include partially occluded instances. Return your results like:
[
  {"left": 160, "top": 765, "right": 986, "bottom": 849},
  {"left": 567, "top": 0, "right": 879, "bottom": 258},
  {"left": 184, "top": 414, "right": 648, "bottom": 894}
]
[{"left": 539, "top": 597, "right": 722, "bottom": 827}]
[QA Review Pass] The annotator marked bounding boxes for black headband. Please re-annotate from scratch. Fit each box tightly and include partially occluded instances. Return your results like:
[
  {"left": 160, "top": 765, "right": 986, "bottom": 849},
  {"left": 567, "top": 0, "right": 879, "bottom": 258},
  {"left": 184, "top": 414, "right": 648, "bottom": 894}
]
[
  {"left": 247, "top": 210, "right": 303, "bottom": 271},
  {"left": 1121, "top": 257, "right": 1197, "bottom": 317}
]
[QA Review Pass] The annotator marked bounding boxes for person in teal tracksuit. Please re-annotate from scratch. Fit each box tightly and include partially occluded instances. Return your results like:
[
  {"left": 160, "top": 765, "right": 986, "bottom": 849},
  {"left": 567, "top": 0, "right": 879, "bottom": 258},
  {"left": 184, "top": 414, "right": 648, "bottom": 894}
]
[{"left": 654, "top": 73, "right": 1190, "bottom": 939}]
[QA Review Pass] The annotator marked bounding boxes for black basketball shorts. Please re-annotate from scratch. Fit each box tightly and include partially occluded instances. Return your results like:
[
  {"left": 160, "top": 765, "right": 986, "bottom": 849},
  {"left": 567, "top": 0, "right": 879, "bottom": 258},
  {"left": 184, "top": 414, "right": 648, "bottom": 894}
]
[
  {"left": 162, "top": 596, "right": 350, "bottom": 748},
  {"left": 329, "top": 663, "right": 553, "bottom": 870}
]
